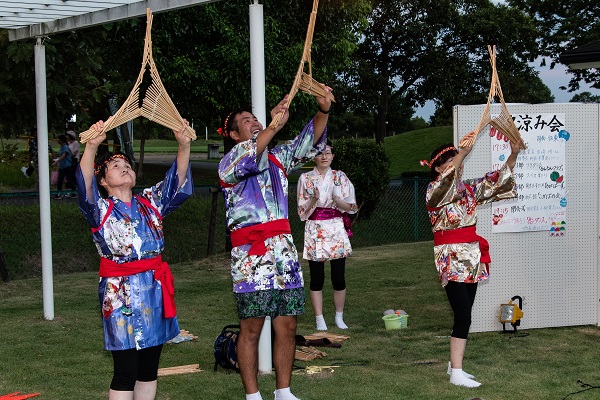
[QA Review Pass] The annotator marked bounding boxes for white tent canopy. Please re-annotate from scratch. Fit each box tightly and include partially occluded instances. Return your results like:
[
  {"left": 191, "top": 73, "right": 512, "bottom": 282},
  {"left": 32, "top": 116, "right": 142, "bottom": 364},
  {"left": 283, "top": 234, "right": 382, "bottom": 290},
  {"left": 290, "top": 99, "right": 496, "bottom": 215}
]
[{"left": 2, "top": 0, "right": 218, "bottom": 41}]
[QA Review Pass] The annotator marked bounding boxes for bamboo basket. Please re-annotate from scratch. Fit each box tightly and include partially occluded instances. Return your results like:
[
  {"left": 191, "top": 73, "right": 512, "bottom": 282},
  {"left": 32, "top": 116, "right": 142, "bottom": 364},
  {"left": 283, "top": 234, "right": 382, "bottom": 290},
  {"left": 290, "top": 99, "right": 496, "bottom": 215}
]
[
  {"left": 459, "top": 45, "right": 526, "bottom": 150},
  {"left": 269, "top": 0, "right": 334, "bottom": 129},
  {"left": 79, "top": 8, "right": 196, "bottom": 143}
]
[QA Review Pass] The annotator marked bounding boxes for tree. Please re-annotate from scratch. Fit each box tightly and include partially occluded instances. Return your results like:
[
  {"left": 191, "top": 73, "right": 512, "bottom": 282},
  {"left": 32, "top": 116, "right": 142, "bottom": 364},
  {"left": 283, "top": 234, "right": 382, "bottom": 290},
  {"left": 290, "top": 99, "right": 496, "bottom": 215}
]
[
  {"left": 146, "top": 0, "right": 371, "bottom": 137},
  {"left": 331, "top": 138, "right": 389, "bottom": 219},
  {"left": 570, "top": 92, "right": 600, "bottom": 103},
  {"left": 341, "top": 0, "right": 548, "bottom": 142},
  {"left": 0, "top": 1, "right": 371, "bottom": 141},
  {"left": 0, "top": 29, "right": 108, "bottom": 138},
  {"left": 507, "top": 0, "right": 600, "bottom": 91}
]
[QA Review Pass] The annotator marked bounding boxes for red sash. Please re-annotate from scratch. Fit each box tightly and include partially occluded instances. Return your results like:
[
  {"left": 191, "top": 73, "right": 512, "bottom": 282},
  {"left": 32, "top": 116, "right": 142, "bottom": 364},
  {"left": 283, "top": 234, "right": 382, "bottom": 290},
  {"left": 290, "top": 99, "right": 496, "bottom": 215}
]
[
  {"left": 99, "top": 255, "right": 176, "bottom": 319},
  {"left": 433, "top": 225, "right": 491, "bottom": 265},
  {"left": 230, "top": 219, "right": 291, "bottom": 256}
]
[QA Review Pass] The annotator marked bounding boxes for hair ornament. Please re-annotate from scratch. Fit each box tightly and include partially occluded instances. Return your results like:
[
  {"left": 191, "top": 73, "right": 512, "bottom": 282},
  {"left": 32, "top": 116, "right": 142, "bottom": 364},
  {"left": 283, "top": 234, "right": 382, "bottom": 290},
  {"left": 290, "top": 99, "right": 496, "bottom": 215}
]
[
  {"left": 217, "top": 127, "right": 228, "bottom": 138},
  {"left": 94, "top": 154, "right": 129, "bottom": 175},
  {"left": 420, "top": 146, "right": 457, "bottom": 168},
  {"left": 219, "top": 111, "right": 234, "bottom": 138}
]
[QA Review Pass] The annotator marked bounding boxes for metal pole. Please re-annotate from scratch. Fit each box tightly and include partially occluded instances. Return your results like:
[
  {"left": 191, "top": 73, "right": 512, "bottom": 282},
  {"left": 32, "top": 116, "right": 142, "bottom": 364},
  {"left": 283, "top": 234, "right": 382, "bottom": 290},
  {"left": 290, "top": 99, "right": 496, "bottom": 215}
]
[
  {"left": 250, "top": 0, "right": 267, "bottom": 127},
  {"left": 249, "top": 0, "right": 272, "bottom": 375},
  {"left": 413, "top": 179, "right": 419, "bottom": 241},
  {"left": 35, "top": 37, "right": 54, "bottom": 320}
]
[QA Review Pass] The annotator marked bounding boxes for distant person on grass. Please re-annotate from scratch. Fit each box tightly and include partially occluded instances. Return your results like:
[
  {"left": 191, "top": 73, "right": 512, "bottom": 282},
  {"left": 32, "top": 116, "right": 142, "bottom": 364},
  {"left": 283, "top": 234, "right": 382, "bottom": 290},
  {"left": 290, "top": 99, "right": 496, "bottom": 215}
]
[
  {"left": 77, "top": 118, "right": 192, "bottom": 400},
  {"left": 24, "top": 128, "right": 55, "bottom": 188},
  {"left": 297, "top": 139, "right": 357, "bottom": 331},
  {"left": 218, "top": 86, "right": 332, "bottom": 400},
  {"left": 422, "top": 131, "right": 522, "bottom": 388},
  {"left": 52, "top": 134, "right": 76, "bottom": 197}
]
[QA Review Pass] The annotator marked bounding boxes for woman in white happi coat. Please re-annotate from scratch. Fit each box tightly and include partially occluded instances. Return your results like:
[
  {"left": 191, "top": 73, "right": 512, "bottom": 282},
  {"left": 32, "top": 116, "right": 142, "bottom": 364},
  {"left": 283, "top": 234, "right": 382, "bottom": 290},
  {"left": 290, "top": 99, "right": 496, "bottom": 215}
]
[{"left": 297, "top": 140, "right": 358, "bottom": 331}]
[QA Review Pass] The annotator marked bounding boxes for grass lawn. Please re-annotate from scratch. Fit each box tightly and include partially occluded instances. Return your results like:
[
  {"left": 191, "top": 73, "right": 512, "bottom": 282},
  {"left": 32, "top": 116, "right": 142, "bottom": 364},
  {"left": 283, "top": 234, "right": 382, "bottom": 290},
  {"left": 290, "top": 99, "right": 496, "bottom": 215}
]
[
  {"left": 1, "top": 242, "right": 600, "bottom": 399},
  {"left": 385, "top": 126, "right": 453, "bottom": 178}
]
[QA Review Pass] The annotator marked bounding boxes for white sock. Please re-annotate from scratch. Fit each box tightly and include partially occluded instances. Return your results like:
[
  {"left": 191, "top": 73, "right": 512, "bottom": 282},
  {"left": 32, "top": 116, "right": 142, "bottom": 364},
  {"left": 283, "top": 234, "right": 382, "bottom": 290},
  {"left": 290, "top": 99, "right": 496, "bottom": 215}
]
[
  {"left": 447, "top": 361, "right": 475, "bottom": 379},
  {"left": 449, "top": 368, "right": 481, "bottom": 388},
  {"left": 315, "top": 314, "right": 327, "bottom": 331},
  {"left": 246, "top": 392, "right": 263, "bottom": 400},
  {"left": 274, "top": 387, "right": 300, "bottom": 400},
  {"left": 335, "top": 311, "right": 348, "bottom": 329}
]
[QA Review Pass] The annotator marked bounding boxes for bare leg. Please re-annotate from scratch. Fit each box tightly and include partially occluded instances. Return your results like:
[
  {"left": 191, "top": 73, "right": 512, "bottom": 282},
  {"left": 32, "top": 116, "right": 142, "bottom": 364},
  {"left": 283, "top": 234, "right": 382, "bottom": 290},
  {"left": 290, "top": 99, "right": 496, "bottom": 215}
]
[
  {"left": 450, "top": 336, "right": 466, "bottom": 369},
  {"left": 310, "top": 290, "right": 323, "bottom": 316},
  {"left": 271, "top": 315, "right": 297, "bottom": 389},
  {"left": 333, "top": 289, "right": 348, "bottom": 329},
  {"left": 310, "top": 290, "right": 327, "bottom": 330},
  {"left": 449, "top": 337, "right": 480, "bottom": 387},
  {"left": 109, "top": 390, "right": 133, "bottom": 400},
  {"left": 133, "top": 380, "right": 157, "bottom": 400},
  {"left": 238, "top": 317, "right": 266, "bottom": 394},
  {"left": 333, "top": 289, "right": 346, "bottom": 313}
]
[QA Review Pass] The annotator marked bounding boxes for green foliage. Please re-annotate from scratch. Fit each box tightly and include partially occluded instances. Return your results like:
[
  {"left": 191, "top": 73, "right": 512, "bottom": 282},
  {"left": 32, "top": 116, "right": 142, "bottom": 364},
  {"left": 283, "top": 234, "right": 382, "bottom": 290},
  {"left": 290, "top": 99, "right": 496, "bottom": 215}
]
[
  {"left": 508, "top": 0, "right": 600, "bottom": 91},
  {"left": 340, "top": 0, "right": 548, "bottom": 139},
  {"left": 331, "top": 138, "right": 389, "bottom": 219},
  {"left": 0, "top": 28, "right": 109, "bottom": 137},
  {"left": 570, "top": 91, "right": 600, "bottom": 103},
  {"left": 0, "top": 143, "right": 25, "bottom": 164},
  {"left": 0, "top": 1, "right": 371, "bottom": 140},
  {"left": 408, "top": 116, "right": 429, "bottom": 131},
  {"left": 0, "top": 144, "right": 33, "bottom": 189}
]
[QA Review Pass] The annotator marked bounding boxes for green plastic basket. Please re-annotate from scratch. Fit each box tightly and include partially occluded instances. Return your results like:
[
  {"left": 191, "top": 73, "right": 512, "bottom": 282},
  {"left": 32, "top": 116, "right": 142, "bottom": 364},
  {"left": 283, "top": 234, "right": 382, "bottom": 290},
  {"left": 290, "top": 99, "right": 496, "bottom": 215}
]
[{"left": 382, "top": 314, "right": 409, "bottom": 330}]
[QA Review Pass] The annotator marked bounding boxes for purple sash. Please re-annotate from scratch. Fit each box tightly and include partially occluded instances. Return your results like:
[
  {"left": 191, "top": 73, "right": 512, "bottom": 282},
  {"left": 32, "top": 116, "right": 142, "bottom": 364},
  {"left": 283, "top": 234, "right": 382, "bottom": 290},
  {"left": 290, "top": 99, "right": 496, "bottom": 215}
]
[{"left": 308, "top": 207, "right": 353, "bottom": 238}]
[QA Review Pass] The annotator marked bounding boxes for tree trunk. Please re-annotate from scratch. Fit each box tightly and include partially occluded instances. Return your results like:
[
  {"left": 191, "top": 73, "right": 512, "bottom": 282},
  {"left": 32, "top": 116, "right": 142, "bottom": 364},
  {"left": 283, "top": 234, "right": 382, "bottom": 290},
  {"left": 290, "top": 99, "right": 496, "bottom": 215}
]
[
  {"left": 206, "top": 186, "right": 220, "bottom": 256},
  {"left": 0, "top": 247, "right": 9, "bottom": 282},
  {"left": 137, "top": 119, "right": 146, "bottom": 178},
  {"left": 375, "top": 75, "right": 390, "bottom": 144}
]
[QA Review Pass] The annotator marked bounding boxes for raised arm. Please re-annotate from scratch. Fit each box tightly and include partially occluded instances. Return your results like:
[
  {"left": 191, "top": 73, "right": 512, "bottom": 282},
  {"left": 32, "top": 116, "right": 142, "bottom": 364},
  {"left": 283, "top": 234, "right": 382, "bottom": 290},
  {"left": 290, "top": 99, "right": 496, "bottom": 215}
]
[
  {"left": 452, "top": 131, "right": 475, "bottom": 170},
  {"left": 505, "top": 138, "right": 524, "bottom": 171},
  {"left": 256, "top": 95, "right": 290, "bottom": 155},
  {"left": 312, "top": 85, "right": 333, "bottom": 145},
  {"left": 174, "top": 119, "right": 192, "bottom": 189},
  {"left": 80, "top": 121, "right": 107, "bottom": 200}
]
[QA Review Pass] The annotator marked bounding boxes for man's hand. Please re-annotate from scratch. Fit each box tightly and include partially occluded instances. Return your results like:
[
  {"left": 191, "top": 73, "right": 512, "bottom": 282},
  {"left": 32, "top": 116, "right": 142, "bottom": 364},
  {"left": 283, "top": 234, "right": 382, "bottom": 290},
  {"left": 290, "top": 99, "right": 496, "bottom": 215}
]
[
  {"left": 270, "top": 95, "right": 290, "bottom": 129},
  {"left": 316, "top": 85, "right": 333, "bottom": 112}
]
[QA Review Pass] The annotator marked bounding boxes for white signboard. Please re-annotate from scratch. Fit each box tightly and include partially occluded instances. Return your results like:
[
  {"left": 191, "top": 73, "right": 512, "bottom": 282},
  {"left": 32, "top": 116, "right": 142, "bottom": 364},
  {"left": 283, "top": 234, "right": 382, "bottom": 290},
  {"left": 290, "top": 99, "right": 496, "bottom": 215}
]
[{"left": 491, "top": 113, "right": 568, "bottom": 233}]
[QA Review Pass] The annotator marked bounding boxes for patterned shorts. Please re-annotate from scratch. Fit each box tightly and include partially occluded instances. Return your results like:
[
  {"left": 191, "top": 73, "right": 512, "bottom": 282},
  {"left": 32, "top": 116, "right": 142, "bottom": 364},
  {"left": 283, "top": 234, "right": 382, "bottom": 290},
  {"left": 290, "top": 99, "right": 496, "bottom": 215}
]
[{"left": 235, "top": 287, "right": 306, "bottom": 319}]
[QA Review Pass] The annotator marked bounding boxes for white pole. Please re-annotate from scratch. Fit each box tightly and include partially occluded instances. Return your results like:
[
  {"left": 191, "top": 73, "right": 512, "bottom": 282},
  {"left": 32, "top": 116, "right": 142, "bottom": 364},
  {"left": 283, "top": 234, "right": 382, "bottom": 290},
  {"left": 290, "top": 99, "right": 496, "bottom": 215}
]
[
  {"left": 250, "top": 0, "right": 272, "bottom": 375},
  {"left": 250, "top": 0, "right": 267, "bottom": 127},
  {"left": 35, "top": 37, "right": 54, "bottom": 321},
  {"left": 205, "top": 126, "right": 208, "bottom": 141}
]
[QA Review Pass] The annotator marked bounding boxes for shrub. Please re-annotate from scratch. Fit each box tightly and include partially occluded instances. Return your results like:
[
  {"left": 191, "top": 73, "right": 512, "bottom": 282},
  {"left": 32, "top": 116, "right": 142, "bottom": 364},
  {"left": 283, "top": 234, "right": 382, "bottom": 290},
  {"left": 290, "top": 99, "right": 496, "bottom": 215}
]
[{"left": 331, "top": 138, "right": 389, "bottom": 219}]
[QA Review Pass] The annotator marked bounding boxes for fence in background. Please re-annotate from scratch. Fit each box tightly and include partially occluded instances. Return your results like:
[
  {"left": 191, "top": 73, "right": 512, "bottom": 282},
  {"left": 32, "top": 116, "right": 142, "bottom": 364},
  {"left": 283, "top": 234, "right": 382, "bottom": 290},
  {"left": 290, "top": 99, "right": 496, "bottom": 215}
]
[{"left": 0, "top": 177, "right": 432, "bottom": 281}]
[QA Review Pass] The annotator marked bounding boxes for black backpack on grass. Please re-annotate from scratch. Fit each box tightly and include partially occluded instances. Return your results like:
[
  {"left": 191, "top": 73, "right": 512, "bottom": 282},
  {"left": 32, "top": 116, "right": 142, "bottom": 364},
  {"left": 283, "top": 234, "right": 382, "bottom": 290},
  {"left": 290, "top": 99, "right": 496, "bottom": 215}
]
[{"left": 214, "top": 324, "right": 240, "bottom": 372}]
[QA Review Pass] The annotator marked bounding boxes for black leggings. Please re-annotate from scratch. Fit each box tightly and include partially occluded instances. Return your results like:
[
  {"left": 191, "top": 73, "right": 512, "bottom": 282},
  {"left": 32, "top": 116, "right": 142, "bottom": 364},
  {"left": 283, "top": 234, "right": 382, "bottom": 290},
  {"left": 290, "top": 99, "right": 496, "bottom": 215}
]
[
  {"left": 308, "top": 258, "right": 346, "bottom": 291},
  {"left": 110, "top": 345, "right": 163, "bottom": 391},
  {"left": 444, "top": 281, "right": 478, "bottom": 339}
]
